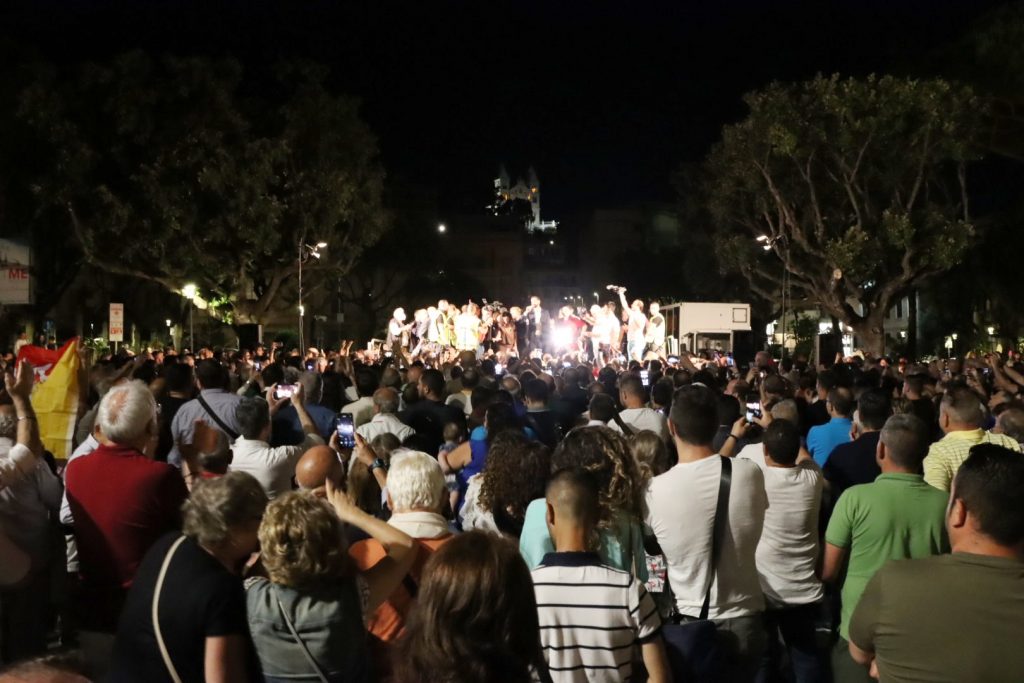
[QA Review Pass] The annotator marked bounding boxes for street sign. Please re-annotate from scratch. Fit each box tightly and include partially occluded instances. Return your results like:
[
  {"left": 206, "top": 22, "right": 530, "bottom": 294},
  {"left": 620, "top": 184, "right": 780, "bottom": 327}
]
[
  {"left": 0, "top": 239, "right": 32, "bottom": 305},
  {"left": 109, "top": 303, "right": 124, "bottom": 342}
]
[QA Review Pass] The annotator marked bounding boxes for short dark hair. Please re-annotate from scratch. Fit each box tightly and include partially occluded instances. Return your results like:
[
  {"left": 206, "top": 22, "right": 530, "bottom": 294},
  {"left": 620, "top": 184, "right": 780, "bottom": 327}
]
[
  {"left": 651, "top": 378, "right": 673, "bottom": 409},
  {"left": 716, "top": 394, "right": 741, "bottom": 426},
  {"left": 419, "top": 369, "right": 445, "bottom": 398},
  {"left": 817, "top": 370, "right": 838, "bottom": 392},
  {"left": 941, "top": 387, "right": 984, "bottom": 427},
  {"left": 857, "top": 390, "right": 892, "bottom": 431},
  {"left": 524, "top": 379, "right": 549, "bottom": 404},
  {"left": 195, "top": 359, "right": 227, "bottom": 391},
  {"left": 669, "top": 384, "right": 719, "bottom": 446},
  {"left": 880, "top": 414, "right": 930, "bottom": 470},
  {"left": 546, "top": 468, "right": 600, "bottom": 530},
  {"left": 588, "top": 393, "right": 617, "bottom": 423},
  {"left": 235, "top": 397, "right": 270, "bottom": 440},
  {"left": 461, "top": 368, "right": 481, "bottom": 390},
  {"left": 763, "top": 419, "right": 800, "bottom": 465},
  {"left": 954, "top": 444, "right": 1024, "bottom": 547},
  {"left": 355, "top": 368, "right": 379, "bottom": 398},
  {"left": 619, "top": 376, "right": 645, "bottom": 400},
  {"left": 164, "top": 363, "right": 194, "bottom": 394},
  {"left": 827, "top": 387, "right": 855, "bottom": 417}
]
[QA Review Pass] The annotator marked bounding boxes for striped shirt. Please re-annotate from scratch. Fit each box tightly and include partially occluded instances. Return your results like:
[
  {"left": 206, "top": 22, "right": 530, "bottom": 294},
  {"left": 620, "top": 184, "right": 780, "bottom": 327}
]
[
  {"left": 923, "top": 429, "right": 1021, "bottom": 491},
  {"left": 532, "top": 552, "right": 661, "bottom": 683}
]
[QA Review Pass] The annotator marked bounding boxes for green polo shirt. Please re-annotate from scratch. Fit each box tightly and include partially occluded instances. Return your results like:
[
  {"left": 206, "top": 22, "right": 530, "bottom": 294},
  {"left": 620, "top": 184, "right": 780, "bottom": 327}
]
[{"left": 824, "top": 473, "right": 949, "bottom": 639}]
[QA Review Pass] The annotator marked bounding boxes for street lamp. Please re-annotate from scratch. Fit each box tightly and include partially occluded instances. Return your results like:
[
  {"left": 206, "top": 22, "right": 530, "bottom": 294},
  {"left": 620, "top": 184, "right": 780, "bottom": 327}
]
[
  {"left": 182, "top": 283, "right": 198, "bottom": 351},
  {"left": 756, "top": 235, "right": 790, "bottom": 358},
  {"left": 298, "top": 240, "right": 327, "bottom": 352},
  {"left": 438, "top": 223, "right": 447, "bottom": 234}
]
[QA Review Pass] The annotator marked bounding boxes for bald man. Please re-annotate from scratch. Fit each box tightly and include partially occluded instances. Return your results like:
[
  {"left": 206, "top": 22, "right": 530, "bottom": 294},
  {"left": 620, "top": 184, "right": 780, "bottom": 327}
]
[{"left": 295, "top": 445, "right": 344, "bottom": 498}]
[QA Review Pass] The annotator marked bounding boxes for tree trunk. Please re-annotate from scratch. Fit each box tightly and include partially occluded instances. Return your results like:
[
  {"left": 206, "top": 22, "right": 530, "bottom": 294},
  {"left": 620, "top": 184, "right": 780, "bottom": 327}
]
[
  {"left": 907, "top": 291, "right": 918, "bottom": 359},
  {"left": 851, "top": 312, "right": 887, "bottom": 356}
]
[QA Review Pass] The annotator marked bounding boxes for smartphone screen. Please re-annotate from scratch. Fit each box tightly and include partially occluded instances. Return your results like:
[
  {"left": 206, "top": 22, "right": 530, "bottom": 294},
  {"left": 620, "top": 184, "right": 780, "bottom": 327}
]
[
  {"left": 274, "top": 384, "right": 297, "bottom": 400},
  {"left": 335, "top": 413, "right": 355, "bottom": 449},
  {"left": 305, "top": 360, "right": 316, "bottom": 371},
  {"left": 640, "top": 370, "right": 650, "bottom": 387},
  {"left": 745, "top": 393, "right": 762, "bottom": 422}
]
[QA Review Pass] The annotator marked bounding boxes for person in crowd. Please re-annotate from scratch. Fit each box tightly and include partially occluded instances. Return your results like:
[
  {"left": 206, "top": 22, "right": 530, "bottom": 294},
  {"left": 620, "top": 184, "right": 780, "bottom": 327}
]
[
  {"left": 193, "top": 423, "right": 231, "bottom": 478},
  {"left": 609, "top": 375, "right": 669, "bottom": 441},
  {"left": 107, "top": 472, "right": 268, "bottom": 683},
  {"left": 823, "top": 390, "right": 890, "bottom": 503},
  {"left": 585, "top": 393, "right": 618, "bottom": 427},
  {"left": 399, "top": 369, "right": 465, "bottom": 454},
  {"left": 341, "top": 367, "right": 380, "bottom": 428},
  {"left": 65, "top": 380, "right": 188, "bottom": 670},
  {"left": 923, "top": 386, "right": 1021, "bottom": 491},
  {"left": 294, "top": 444, "right": 345, "bottom": 498},
  {"left": 806, "top": 387, "right": 855, "bottom": 467},
  {"left": 169, "top": 359, "right": 243, "bottom": 473},
  {"left": 229, "top": 383, "right": 323, "bottom": 499},
  {"left": 630, "top": 429, "right": 673, "bottom": 485},
  {"left": 740, "top": 419, "right": 823, "bottom": 682},
  {"left": 346, "top": 433, "right": 396, "bottom": 517},
  {"left": 645, "top": 302, "right": 666, "bottom": 357},
  {"left": 521, "top": 427, "right": 647, "bottom": 580},
  {"left": 358, "top": 387, "right": 415, "bottom": 443},
  {"left": 522, "top": 378, "right": 562, "bottom": 449},
  {"left": 441, "top": 402, "right": 523, "bottom": 512},
  {"left": 460, "top": 431, "right": 551, "bottom": 535},
  {"left": 993, "top": 405, "right": 1024, "bottom": 445},
  {"left": 155, "top": 363, "right": 194, "bottom": 461},
  {"left": 445, "top": 367, "right": 479, "bottom": 416},
  {"left": 271, "top": 370, "right": 336, "bottom": 445},
  {"left": 823, "top": 414, "right": 949, "bottom": 682},
  {"left": 349, "top": 451, "right": 454, "bottom": 678},
  {"left": 0, "top": 362, "right": 54, "bottom": 663},
  {"left": 391, "top": 530, "right": 548, "bottom": 683},
  {"left": 806, "top": 370, "right": 838, "bottom": 428},
  {"left": 246, "top": 477, "right": 416, "bottom": 683},
  {"left": 532, "top": 468, "right": 670, "bottom": 683},
  {"left": 848, "top": 445, "right": 1024, "bottom": 681},
  {"left": 644, "top": 383, "right": 768, "bottom": 682},
  {"left": 523, "top": 295, "right": 551, "bottom": 357}
]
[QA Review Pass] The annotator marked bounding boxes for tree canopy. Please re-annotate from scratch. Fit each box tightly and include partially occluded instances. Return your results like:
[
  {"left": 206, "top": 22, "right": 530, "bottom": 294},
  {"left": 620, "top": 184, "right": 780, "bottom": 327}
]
[
  {"left": 705, "top": 74, "right": 985, "bottom": 352},
  {"left": 19, "top": 51, "right": 389, "bottom": 325}
]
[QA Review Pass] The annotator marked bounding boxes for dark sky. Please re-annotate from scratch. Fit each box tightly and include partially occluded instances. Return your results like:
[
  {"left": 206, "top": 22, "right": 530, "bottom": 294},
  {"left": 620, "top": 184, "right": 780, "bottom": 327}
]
[{"left": 0, "top": 0, "right": 1009, "bottom": 217}]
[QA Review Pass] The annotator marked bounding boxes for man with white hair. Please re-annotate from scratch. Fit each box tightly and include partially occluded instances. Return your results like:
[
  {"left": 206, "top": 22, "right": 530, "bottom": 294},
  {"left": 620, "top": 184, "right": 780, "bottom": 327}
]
[
  {"left": 349, "top": 451, "right": 452, "bottom": 677},
  {"left": 65, "top": 379, "right": 188, "bottom": 656},
  {"left": 357, "top": 388, "right": 415, "bottom": 443}
]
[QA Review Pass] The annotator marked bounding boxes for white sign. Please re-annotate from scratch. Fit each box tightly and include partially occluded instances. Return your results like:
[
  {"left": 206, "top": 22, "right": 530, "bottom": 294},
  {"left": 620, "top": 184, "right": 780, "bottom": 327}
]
[
  {"left": 109, "top": 303, "right": 124, "bottom": 342},
  {"left": 0, "top": 239, "right": 32, "bottom": 305}
]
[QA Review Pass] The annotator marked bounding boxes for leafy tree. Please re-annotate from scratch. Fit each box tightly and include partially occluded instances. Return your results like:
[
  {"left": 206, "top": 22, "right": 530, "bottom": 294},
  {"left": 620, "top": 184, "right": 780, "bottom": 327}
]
[
  {"left": 705, "top": 74, "right": 985, "bottom": 354},
  {"left": 18, "top": 52, "right": 388, "bottom": 326}
]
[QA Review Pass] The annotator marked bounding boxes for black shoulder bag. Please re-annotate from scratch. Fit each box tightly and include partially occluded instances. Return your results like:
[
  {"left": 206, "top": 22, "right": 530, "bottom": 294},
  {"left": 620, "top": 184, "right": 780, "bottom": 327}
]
[
  {"left": 196, "top": 393, "right": 240, "bottom": 441},
  {"left": 660, "top": 455, "right": 732, "bottom": 681}
]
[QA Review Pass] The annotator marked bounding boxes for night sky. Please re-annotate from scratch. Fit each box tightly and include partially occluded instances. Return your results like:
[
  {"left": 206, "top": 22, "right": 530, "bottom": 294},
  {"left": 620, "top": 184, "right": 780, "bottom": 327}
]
[{"left": 0, "top": 0, "right": 1008, "bottom": 217}]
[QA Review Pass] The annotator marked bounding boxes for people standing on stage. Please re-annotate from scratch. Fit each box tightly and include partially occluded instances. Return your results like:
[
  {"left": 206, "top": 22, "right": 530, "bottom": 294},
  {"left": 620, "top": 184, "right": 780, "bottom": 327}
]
[
  {"left": 523, "top": 296, "right": 550, "bottom": 357},
  {"left": 646, "top": 302, "right": 666, "bottom": 358},
  {"left": 615, "top": 286, "right": 648, "bottom": 362}
]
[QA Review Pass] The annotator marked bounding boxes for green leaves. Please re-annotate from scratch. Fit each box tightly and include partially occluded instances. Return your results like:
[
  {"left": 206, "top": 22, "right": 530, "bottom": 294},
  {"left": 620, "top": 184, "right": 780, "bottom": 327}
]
[{"left": 19, "top": 51, "right": 389, "bottom": 323}]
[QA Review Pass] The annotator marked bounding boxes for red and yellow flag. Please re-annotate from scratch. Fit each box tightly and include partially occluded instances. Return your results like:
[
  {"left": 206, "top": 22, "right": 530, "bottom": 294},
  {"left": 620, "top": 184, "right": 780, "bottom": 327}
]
[{"left": 16, "top": 338, "right": 80, "bottom": 459}]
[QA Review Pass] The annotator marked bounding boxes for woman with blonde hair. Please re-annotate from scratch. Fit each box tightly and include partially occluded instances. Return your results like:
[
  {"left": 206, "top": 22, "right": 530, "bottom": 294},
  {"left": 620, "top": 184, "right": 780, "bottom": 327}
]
[
  {"left": 630, "top": 429, "right": 674, "bottom": 486},
  {"left": 245, "top": 481, "right": 416, "bottom": 682}
]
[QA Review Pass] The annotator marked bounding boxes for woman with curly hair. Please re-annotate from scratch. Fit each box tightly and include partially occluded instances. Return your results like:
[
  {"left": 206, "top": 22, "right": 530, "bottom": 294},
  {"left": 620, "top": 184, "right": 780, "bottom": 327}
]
[
  {"left": 392, "top": 531, "right": 550, "bottom": 683},
  {"left": 459, "top": 431, "right": 551, "bottom": 537},
  {"left": 246, "top": 482, "right": 417, "bottom": 682},
  {"left": 518, "top": 426, "right": 648, "bottom": 580}
]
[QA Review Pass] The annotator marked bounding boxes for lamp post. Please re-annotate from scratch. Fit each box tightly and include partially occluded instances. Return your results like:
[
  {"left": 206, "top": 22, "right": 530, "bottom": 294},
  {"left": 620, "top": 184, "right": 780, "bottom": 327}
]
[
  {"left": 182, "top": 283, "right": 198, "bottom": 352},
  {"left": 756, "top": 235, "right": 790, "bottom": 359},
  {"left": 298, "top": 240, "right": 327, "bottom": 352}
]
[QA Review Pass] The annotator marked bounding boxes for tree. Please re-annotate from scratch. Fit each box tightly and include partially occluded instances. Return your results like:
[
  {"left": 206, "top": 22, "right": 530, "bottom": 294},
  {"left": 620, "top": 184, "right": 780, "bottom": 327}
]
[
  {"left": 705, "top": 74, "right": 985, "bottom": 354},
  {"left": 18, "top": 52, "right": 388, "bottom": 326}
]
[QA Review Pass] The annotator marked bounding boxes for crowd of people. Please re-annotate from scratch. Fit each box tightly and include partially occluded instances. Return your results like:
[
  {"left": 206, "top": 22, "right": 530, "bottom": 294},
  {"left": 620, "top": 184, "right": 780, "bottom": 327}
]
[{"left": 0, "top": 314, "right": 1023, "bottom": 682}]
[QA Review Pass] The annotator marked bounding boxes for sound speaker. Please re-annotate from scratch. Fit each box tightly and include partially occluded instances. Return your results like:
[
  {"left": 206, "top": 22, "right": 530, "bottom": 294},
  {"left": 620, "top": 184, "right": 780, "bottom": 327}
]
[
  {"left": 732, "top": 331, "right": 755, "bottom": 365},
  {"left": 816, "top": 334, "right": 842, "bottom": 367},
  {"left": 237, "top": 324, "right": 263, "bottom": 350}
]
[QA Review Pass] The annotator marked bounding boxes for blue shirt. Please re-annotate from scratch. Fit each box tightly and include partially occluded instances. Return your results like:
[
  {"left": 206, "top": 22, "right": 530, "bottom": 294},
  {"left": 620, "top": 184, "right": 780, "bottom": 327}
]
[
  {"left": 807, "top": 417, "right": 853, "bottom": 467},
  {"left": 270, "top": 403, "right": 337, "bottom": 447}
]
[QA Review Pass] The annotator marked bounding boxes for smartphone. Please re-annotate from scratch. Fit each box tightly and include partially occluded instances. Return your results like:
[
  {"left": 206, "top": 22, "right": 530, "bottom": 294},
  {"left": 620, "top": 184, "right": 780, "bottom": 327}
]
[
  {"left": 305, "top": 360, "right": 316, "bottom": 371},
  {"left": 335, "top": 412, "right": 356, "bottom": 449},
  {"left": 494, "top": 363, "right": 504, "bottom": 375},
  {"left": 563, "top": 361, "right": 572, "bottom": 369},
  {"left": 745, "top": 394, "right": 762, "bottom": 422},
  {"left": 640, "top": 369, "right": 650, "bottom": 387},
  {"left": 726, "top": 355, "right": 735, "bottom": 367},
  {"left": 274, "top": 384, "right": 298, "bottom": 400},
  {"left": 667, "top": 355, "right": 680, "bottom": 364},
  {"left": 253, "top": 360, "right": 263, "bottom": 371}
]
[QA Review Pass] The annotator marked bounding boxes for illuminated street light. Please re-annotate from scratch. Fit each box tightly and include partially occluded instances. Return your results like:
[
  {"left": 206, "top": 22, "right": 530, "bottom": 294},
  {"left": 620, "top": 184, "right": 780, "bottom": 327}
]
[
  {"left": 299, "top": 240, "right": 327, "bottom": 351},
  {"left": 182, "top": 283, "right": 198, "bottom": 351},
  {"left": 438, "top": 223, "right": 447, "bottom": 234}
]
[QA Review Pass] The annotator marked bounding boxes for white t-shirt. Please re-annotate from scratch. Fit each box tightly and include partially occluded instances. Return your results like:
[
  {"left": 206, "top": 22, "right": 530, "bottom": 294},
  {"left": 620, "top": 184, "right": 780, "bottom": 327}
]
[
  {"left": 737, "top": 449, "right": 824, "bottom": 606},
  {"left": 644, "top": 455, "right": 767, "bottom": 619},
  {"left": 609, "top": 407, "right": 669, "bottom": 442}
]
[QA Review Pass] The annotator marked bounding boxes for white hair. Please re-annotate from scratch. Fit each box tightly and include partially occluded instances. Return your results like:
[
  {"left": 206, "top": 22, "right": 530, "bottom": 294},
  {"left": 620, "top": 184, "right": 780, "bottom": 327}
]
[
  {"left": 387, "top": 450, "right": 444, "bottom": 512},
  {"left": 97, "top": 380, "right": 157, "bottom": 445}
]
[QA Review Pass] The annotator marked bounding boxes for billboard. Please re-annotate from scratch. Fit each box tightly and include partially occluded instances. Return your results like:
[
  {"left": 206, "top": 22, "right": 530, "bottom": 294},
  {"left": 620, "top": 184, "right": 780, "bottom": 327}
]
[
  {"left": 0, "top": 239, "right": 32, "bottom": 305},
  {"left": 109, "top": 303, "right": 124, "bottom": 342}
]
